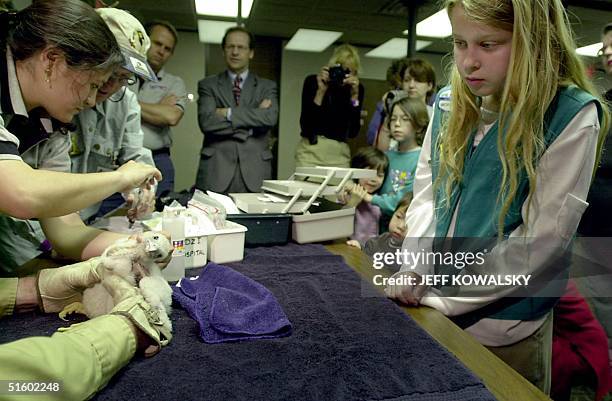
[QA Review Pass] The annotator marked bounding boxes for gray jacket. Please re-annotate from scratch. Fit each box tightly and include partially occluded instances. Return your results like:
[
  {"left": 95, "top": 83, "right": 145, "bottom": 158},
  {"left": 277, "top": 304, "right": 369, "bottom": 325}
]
[
  {"left": 71, "top": 89, "right": 154, "bottom": 220},
  {"left": 196, "top": 71, "right": 278, "bottom": 192}
]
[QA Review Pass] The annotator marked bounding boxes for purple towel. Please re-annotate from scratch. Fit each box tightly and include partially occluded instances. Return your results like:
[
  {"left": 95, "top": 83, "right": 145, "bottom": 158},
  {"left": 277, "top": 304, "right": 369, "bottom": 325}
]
[{"left": 172, "top": 262, "right": 292, "bottom": 343}]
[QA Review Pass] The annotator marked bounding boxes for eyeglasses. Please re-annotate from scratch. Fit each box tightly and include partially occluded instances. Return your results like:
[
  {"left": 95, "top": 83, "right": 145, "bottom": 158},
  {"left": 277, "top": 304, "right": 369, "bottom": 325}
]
[{"left": 108, "top": 73, "right": 136, "bottom": 86}]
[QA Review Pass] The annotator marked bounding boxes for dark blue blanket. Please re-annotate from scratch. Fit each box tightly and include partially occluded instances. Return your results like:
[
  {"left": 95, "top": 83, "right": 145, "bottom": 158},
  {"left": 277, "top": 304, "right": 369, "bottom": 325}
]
[{"left": 0, "top": 244, "right": 496, "bottom": 401}]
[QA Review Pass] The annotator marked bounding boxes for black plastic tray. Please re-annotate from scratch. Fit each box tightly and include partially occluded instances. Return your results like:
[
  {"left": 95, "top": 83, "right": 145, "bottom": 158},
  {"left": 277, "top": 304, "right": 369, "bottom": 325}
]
[{"left": 227, "top": 213, "right": 292, "bottom": 247}]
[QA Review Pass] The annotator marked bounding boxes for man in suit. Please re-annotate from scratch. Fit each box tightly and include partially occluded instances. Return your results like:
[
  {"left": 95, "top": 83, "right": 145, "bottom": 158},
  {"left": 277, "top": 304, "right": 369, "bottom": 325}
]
[{"left": 196, "top": 26, "right": 279, "bottom": 193}]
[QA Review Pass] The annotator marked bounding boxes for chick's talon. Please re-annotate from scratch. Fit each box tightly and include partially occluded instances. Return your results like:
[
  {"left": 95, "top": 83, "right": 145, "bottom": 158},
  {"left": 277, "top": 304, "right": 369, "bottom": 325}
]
[{"left": 59, "top": 301, "right": 87, "bottom": 321}]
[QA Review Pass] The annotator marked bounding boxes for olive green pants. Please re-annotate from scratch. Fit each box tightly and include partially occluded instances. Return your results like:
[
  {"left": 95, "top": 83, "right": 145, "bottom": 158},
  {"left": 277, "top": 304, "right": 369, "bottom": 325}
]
[
  {"left": 0, "top": 278, "right": 135, "bottom": 401},
  {"left": 294, "top": 136, "right": 351, "bottom": 168},
  {"left": 486, "top": 312, "right": 553, "bottom": 395}
]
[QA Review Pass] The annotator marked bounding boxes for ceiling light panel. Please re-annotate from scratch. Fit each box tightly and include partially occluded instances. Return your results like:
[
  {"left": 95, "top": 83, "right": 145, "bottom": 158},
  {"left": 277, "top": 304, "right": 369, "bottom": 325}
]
[
  {"left": 576, "top": 42, "right": 602, "bottom": 57},
  {"left": 365, "top": 38, "right": 432, "bottom": 59},
  {"left": 285, "top": 29, "right": 343, "bottom": 52},
  {"left": 416, "top": 9, "right": 452, "bottom": 38},
  {"left": 198, "top": 20, "right": 239, "bottom": 44},
  {"left": 194, "top": 0, "right": 254, "bottom": 18}
]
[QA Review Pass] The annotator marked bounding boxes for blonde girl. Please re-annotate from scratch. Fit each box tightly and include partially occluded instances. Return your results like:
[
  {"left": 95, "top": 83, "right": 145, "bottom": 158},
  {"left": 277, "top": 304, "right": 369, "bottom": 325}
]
[{"left": 385, "top": 0, "right": 609, "bottom": 394}]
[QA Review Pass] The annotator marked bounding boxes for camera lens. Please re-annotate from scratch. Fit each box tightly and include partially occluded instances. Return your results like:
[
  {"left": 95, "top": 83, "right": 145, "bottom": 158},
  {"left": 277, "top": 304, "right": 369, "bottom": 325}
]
[{"left": 328, "top": 65, "right": 345, "bottom": 86}]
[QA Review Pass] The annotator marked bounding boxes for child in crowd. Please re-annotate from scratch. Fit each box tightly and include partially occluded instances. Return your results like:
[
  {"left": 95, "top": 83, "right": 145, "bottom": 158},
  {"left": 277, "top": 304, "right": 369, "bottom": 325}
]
[
  {"left": 375, "top": 59, "right": 437, "bottom": 152},
  {"left": 342, "top": 147, "right": 388, "bottom": 248},
  {"left": 366, "top": 58, "right": 405, "bottom": 145},
  {"left": 360, "top": 193, "right": 412, "bottom": 273},
  {"left": 385, "top": 0, "right": 609, "bottom": 394},
  {"left": 347, "top": 94, "right": 428, "bottom": 223}
]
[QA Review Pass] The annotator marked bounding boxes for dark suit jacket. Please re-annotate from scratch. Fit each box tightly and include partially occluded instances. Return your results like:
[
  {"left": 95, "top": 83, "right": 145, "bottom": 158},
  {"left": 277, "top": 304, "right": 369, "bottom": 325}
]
[{"left": 196, "top": 71, "right": 279, "bottom": 192}]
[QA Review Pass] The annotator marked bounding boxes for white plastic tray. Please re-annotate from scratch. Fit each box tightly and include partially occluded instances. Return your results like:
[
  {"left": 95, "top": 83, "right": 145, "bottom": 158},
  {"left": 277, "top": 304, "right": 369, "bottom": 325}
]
[
  {"left": 230, "top": 193, "right": 314, "bottom": 214},
  {"left": 207, "top": 220, "right": 247, "bottom": 263},
  {"left": 260, "top": 180, "right": 339, "bottom": 197},
  {"left": 292, "top": 206, "right": 355, "bottom": 244}
]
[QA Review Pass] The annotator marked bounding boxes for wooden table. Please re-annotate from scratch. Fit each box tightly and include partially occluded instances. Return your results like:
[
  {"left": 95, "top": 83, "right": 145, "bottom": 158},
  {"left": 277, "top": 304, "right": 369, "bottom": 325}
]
[{"left": 325, "top": 243, "right": 552, "bottom": 401}]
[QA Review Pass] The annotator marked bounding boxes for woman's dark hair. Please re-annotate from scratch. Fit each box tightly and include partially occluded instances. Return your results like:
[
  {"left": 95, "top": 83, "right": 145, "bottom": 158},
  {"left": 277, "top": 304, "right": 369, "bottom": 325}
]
[
  {"left": 2, "top": 0, "right": 122, "bottom": 72},
  {"left": 400, "top": 58, "right": 437, "bottom": 102},
  {"left": 351, "top": 147, "right": 389, "bottom": 175},
  {"left": 386, "top": 58, "right": 409, "bottom": 89}
]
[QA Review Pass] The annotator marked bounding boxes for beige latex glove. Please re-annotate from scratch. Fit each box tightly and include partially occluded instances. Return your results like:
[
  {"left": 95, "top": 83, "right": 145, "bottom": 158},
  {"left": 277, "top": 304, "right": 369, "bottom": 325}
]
[
  {"left": 37, "top": 258, "right": 103, "bottom": 313},
  {"left": 103, "top": 274, "right": 172, "bottom": 357}
]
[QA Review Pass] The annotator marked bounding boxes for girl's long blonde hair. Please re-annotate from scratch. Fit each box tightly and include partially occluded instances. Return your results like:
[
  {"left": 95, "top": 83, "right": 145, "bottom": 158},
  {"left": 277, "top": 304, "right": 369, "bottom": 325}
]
[{"left": 438, "top": 0, "right": 609, "bottom": 237}]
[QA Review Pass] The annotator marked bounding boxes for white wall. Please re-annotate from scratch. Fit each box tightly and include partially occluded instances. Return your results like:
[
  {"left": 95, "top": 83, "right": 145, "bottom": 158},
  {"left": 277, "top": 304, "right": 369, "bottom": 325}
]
[
  {"left": 163, "top": 32, "right": 206, "bottom": 191},
  {"left": 277, "top": 47, "right": 447, "bottom": 179}
]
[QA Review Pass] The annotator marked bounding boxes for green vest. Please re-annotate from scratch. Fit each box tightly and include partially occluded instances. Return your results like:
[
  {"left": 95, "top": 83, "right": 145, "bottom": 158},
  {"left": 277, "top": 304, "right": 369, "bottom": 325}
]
[{"left": 429, "top": 85, "right": 601, "bottom": 324}]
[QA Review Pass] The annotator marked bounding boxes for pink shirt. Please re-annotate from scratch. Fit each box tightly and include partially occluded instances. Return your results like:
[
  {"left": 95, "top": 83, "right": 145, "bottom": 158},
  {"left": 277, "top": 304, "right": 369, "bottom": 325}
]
[{"left": 351, "top": 202, "right": 381, "bottom": 245}]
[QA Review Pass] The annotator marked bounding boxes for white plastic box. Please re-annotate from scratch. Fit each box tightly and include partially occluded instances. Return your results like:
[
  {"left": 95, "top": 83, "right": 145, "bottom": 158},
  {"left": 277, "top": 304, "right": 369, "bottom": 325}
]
[
  {"left": 292, "top": 206, "right": 355, "bottom": 244},
  {"left": 183, "top": 235, "right": 208, "bottom": 268},
  {"left": 207, "top": 220, "right": 248, "bottom": 263}
]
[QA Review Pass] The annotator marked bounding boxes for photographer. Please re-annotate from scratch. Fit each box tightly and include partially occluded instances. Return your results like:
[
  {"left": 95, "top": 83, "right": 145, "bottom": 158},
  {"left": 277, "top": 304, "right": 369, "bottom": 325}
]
[{"left": 295, "top": 44, "right": 365, "bottom": 168}]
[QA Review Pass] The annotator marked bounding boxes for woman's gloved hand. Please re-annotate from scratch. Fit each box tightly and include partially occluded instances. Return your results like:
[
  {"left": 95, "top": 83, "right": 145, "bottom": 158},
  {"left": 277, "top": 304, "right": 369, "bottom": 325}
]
[
  {"left": 103, "top": 274, "right": 172, "bottom": 357},
  {"left": 37, "top": 258, "right": 103, "bottom": 313}
]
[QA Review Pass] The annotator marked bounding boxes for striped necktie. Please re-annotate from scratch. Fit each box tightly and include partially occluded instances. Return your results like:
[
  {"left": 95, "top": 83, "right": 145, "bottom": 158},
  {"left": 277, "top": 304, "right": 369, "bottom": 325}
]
[{"left": 233, "top": 75, "right": 242, "bottom": 106}]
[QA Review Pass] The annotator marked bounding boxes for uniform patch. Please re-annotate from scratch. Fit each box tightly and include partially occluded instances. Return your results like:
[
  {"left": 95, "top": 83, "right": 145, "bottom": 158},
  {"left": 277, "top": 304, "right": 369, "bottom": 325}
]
[
  {"left": 130, "top": 56, "right": 150, "bottom": 79},
  {"left": 438, "top": 88, "right": 452, "bottom": 112}
]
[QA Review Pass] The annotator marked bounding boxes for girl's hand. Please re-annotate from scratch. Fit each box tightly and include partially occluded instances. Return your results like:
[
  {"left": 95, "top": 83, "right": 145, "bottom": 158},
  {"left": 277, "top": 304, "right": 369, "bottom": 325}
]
[
  {"left": 350, "top": 184, "right": 373, "bottom": 203},
  {"left": 346, "top": 239, "right": 362, "bottom": 249},
  {"left": 337, "top": 189, "right": 350, "bottom": 205},
  {"left": 381, "top": 91, "right": 390, "bottom": 104},
  {"left": 337, "top": 181, "right": 355, "bottom": 204},
  {"left": 384, "top": 271, "right": 427, "bottom": 306},
  {"left": 339, "top": 181, "right": 366, "bottom": 207}
]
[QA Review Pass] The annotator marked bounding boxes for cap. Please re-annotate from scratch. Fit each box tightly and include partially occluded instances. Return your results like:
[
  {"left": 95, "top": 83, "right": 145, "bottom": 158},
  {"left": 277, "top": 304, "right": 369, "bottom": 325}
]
[{"left": 96, "top": 8, "right": 157, "bottom": 81}]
